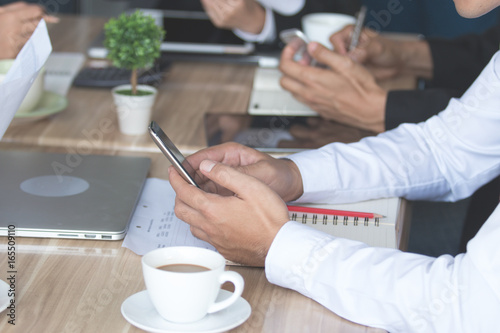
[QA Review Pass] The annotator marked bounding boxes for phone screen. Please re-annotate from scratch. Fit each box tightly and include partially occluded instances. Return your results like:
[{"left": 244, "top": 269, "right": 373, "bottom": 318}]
[{"left": 149, "top": 121, "right": 200, "bottom": 188}]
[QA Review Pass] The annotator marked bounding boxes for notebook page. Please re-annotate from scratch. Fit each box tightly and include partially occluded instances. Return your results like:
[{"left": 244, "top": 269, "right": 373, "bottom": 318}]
[{"left": 122, "top": 178, "right": 215, "bottom": 255}]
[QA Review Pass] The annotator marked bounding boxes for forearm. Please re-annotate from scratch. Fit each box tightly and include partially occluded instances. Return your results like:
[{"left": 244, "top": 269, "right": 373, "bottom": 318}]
[
  {"left": 233, "top": 6, "right": 276, "bottom": 43},
  {"left": 287, "top": 53, "right": 500, "bottom": 204},
  {"left": 236, "top": 1, "right": 266, "bottom": 34},
  {"left": 266, "top": 219, "right": 500, "bottom": 332}
]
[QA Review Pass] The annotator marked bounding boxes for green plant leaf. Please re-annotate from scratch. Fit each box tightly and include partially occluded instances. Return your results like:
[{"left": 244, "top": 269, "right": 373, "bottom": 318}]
[{"left": 104, "top": 10, "right": 165, "bottom": 71}]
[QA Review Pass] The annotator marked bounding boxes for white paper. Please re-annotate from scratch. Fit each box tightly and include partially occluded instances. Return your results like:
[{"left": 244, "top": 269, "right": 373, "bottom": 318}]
[
  {"left": 0, "top": 20, "right": 52, "bottom": 139},
  {"left": 122, "top": 178, "right": 216, "bottom": 255},
  {"left": 44, "top": 52, "right": 85, "bottom": 96}
]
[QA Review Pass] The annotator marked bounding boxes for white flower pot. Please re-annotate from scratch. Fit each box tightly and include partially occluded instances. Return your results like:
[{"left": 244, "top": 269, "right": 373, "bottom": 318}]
[{"left": 112, "top": 84, "right": 157, "bottom": 135}]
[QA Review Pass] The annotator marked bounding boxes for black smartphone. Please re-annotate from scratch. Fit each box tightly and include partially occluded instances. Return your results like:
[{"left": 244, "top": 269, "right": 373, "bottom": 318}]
[{"left": 148, "top": 121, "right": 200, "bottom": 188}]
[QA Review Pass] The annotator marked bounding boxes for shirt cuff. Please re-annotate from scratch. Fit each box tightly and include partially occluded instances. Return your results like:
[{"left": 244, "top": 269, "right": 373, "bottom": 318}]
[
  {"left": 233, "top": 7, "right": 276, "bottom": 44},
  {"left": 285, "top": 148, "right": 339, "bottom": 203},
  {"left": 265, "top": 221, "right": 336, "bottom": 292}
]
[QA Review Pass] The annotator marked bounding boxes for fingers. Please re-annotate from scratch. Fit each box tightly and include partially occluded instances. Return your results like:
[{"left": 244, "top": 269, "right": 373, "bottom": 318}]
[
  {"left": 2, "top": 2, "right": 59, "bottom": 26},
  {"left": 169, "top": 166, "right": 215, "bottom": 231},
  {"left": 280, "top": 43, "right": 299, "bottom": 63},
  {"left": 186, "top": 142, "right": 265, "bottom": 172},
  {"left": 10, "top": 3, "right": 45, "bottom": 22},
  {"left": 307, "top": 42, "right": 377, "bottom": 85},
  {"left": 198, "top": 160, "right": 265, "bottom": 201},
  {"left": 307, "top": 42, "right": 356, "bottom": 75},
  {"left": 185, "top": 142, "right": 238, "bottom": 170},
  {"left": 280, "top": 45, "right": 326, "bottom": 82},
  {"left": 329, "top": 24, "right": 355, "bottom": 55},
  {"left": 43, "top": 14, "right": 60, "bottom": 24}
]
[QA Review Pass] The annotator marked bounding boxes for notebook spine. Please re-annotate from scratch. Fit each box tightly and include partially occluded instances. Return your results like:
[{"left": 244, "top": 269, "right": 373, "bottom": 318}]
[{"left": 289, "top": 213, "right": 380, "bottom": 226}]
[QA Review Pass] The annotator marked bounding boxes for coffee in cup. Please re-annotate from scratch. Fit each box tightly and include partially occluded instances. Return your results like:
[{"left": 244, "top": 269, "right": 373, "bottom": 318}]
[
  {"left": 156, "top": 263, "right": 210, "bottom": 273},
  {"left": 142, "top": 246, "right": 245, "bottom": 323}
]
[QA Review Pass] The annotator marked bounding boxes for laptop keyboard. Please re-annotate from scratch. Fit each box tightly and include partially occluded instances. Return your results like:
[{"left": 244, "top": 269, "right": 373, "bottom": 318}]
[{"left": 73, "top": 61, "right": 170, "bottom": 88}]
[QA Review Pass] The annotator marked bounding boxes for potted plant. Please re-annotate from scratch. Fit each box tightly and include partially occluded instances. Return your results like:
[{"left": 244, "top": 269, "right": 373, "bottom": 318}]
[{"left": 104, "top": 10, "right": 165, "bottom": 135}]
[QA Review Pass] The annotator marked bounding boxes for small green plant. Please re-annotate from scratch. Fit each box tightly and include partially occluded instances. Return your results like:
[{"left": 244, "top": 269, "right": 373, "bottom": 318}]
[{"left": 104, "top": 10, "right": 165, "bottom": 95}]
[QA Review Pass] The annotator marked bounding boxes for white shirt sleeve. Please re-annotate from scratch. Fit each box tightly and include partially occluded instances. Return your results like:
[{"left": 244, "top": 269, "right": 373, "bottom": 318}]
[
  {"left": 232, "top": 0, "right": 306, "bottom": 43},
  {"left": 265, "top": 52, "right": 500, "bottom": 332},
  {"left": 287, "top": 53, "right": 500, "bottom": 204},
  {"left": 233, "top": 7, "right": 276, "bottom": 43},
  {"left": 266, "top": 215, "right": 500, "bottom": 333},
  {"left": 259, "top": 0, "right": 305, "bottom": 15}
]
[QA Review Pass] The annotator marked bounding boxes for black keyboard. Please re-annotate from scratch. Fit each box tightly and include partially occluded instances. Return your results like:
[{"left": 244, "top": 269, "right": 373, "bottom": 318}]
[{"left": 73, "top": 61, "right": 170, "bottom": 88}]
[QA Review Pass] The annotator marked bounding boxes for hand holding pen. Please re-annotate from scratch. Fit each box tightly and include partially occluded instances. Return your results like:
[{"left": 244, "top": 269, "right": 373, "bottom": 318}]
[
  {"left": 348, "top": 6, "right": 368, "bottom": 51},
  {"left": 328, "top": 6, "right": 371, "bottom": 59}
]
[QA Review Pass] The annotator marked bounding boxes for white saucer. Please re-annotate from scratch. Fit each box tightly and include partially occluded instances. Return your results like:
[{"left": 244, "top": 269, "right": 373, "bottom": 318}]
[
  {"left": 11, "top": 91, "right": 67, "bottom": 125},
  {"left": 0, "top": 280, "right": 11, "bottom": 313},
  {"left": 121, "top": 289, "right": 251, "bottom": 333}
]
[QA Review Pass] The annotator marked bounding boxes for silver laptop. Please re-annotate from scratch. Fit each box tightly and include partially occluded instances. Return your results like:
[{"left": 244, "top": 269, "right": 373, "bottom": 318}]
[
  {"left": 0, "top": 150, "right": 150, "bottom": 240},
  {"left": 88, "top": 9, "right": 254, "bottom": 59}
]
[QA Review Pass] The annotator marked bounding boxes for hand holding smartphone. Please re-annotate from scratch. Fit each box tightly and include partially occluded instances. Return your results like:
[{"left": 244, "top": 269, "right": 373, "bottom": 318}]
[
  {"left": 279, "top": 28, "right": 317, "bottom": 67},
  {"left": 148, "top": 121, "right": 200, "bottom": 188}
]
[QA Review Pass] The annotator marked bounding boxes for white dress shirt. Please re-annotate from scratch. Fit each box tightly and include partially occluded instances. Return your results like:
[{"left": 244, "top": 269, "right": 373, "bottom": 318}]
[
  {"left": 233, "top": 0, "right": 305, "bottom": 43},
  {"left": 265, "top": 51, "right": 500, "bottom": 332}
]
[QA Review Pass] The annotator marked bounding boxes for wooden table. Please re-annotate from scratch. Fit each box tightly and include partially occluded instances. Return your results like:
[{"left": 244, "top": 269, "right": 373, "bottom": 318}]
[
  {"left": 1, "top": 16, "right": 414, "bottom": 154},
  {"left": 0, "top": 15, "right": 402, "bottom": 332},
  {"left": 0, "top": 144, "right": 385, "bottom": 333},
  {"left": 1, "top": 15, "right": 256, "bottom": 154}
]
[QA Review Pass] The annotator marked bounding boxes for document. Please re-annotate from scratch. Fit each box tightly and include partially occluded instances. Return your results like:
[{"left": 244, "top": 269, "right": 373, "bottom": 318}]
[
  {"left": 122, "top": 178, "right": 215, "bottom": 255},
  {"left": 0, "top": 19, "right": 52, "bottom": 140}
]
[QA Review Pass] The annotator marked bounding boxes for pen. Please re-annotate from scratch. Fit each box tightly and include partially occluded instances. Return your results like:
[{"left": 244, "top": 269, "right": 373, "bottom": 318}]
[
  {"left": 348, "top": 5, "right": 368, "bottom": 51},
  {"left": 287, "top": 205, "right": 384, "bottom": 219}
]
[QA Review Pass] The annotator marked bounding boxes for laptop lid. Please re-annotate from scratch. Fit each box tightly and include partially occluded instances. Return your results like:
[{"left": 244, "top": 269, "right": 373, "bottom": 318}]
[
  {"left": 87, "top": 9, "right": 254, "bottom": 59},
  {"left": 0, "top": 150, "right": 150, "bottom": 240}
]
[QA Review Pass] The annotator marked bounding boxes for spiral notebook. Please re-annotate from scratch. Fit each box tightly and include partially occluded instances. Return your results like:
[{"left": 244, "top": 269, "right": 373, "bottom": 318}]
[
  {"left": 122, "top": 179, "right": 409, "bottom": 256},
  {"left": 288, "top": 198, "right": 409, "bottom": 249}
]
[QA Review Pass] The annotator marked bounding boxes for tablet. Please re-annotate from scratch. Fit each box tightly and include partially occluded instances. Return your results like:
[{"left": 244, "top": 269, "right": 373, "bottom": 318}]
[
  {"left": 88, "top": 9, "right": 254, "bottom": 59},
  {"left": 204, "top": 114, "right": 312, "bottom": 153},
  {"left": 204, "top": 114, "right": 375, "bottom": 153}
]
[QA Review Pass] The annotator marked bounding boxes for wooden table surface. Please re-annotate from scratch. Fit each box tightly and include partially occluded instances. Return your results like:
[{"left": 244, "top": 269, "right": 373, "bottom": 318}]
[{"left": 0, "top": 15, "right": 404, "bottom": 332}]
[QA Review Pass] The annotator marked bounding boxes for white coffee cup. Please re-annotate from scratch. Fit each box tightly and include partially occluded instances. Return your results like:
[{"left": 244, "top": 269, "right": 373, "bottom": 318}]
[
  {"left": 0, "top": 59, "right": 45, "bottom": 114},
  {"left": 302, "top": 13, "right": 356, "bottom": 49},
  {"left": 142, "top": 246, "right": 245, "bottom": 323}
]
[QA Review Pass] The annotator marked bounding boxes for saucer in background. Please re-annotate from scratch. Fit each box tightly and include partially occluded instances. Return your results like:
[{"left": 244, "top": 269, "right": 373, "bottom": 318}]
[{"left": 11, "top": 91, "right": 68, "bottom": 125}]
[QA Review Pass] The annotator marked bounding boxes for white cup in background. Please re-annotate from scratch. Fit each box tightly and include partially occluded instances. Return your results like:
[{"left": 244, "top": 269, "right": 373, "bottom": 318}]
[
  {"left": 302, "top": 13, "right": 356, "bottom": 49},
  {"left": 142, "top": 246, "right": 245, "bottom": 323},
  {"left": 0, "top": 59, "right": 45, "bottom": 114}
]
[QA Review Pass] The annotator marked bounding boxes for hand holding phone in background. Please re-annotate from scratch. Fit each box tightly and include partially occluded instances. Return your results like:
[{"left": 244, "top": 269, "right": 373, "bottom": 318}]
[{"left": 279, "top": 28, "right": 317, "bottom": 66}]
